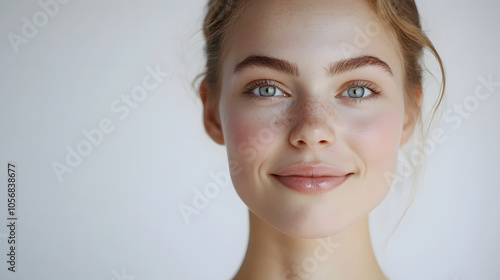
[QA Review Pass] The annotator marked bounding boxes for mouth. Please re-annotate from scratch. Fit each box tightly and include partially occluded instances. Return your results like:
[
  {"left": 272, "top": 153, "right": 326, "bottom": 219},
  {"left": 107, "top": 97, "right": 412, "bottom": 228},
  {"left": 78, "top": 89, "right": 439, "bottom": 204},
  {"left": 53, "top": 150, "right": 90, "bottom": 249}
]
[
  {"left": 271, "top": 163, "right": 353, "bottom": 194},
  {"left": 271, "top": 174, "right": 351, "bottom": 194}
]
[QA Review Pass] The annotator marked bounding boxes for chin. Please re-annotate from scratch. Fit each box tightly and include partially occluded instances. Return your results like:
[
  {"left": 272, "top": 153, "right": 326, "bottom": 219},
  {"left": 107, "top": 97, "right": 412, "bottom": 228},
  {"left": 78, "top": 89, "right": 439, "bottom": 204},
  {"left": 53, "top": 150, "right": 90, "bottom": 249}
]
[{"left": 256, "top": 203, "right": 363, "bottom": 239}]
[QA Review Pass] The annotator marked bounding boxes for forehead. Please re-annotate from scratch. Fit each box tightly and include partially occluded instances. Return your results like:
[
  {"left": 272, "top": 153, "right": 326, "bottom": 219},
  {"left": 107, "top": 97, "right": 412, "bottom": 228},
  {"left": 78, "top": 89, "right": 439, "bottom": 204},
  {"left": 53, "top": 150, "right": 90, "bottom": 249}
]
[{"left": 222, "top": 0, "right": 403, "bottom": 79}]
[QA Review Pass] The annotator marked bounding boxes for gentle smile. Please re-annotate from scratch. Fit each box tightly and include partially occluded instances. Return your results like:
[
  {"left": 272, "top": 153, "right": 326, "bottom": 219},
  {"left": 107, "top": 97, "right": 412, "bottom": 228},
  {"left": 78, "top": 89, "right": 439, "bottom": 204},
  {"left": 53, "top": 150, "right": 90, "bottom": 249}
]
[
  {"left": 272, "top": 174, "right": 351, "bottom": 194},
  {"left": 271, "top": 163, "right": 353, "bottom": 194}
]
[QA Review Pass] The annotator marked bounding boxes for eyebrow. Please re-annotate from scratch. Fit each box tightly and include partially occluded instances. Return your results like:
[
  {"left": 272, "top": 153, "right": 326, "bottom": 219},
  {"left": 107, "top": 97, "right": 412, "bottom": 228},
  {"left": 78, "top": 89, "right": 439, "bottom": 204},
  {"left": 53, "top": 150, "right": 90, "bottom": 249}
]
[
  {"left": 234, "top": 55, "right": 299, "bottom": 76},
  {"left": 328, "top": 55, "right": 393, "bottom": 76},
  {"left": 233, "top": 55, "right": 393, "bottom": 77}
]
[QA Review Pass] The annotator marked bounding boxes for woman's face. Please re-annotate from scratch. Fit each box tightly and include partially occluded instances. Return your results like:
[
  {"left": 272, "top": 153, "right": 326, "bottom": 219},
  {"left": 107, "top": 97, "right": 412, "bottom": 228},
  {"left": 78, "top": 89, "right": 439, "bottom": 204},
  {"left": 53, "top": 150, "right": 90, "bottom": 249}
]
[{"left": 204, "top": 0, "right": 416, "bottom": 238}]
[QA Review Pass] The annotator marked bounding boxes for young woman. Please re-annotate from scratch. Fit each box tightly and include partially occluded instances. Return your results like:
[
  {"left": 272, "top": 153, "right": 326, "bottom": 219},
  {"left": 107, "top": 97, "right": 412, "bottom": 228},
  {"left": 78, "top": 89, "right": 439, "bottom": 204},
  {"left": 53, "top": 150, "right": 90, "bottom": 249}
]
[{"left": 198, "top": 0, "right": 445, "bottom": 279}]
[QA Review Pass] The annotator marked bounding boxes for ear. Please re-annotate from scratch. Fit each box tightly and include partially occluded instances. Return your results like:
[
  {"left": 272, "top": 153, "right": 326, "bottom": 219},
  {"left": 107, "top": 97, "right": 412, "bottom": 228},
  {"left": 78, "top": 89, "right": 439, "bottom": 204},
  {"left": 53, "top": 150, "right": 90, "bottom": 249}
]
[
  {"left": 400, "top": 87, "right": 422, "bottom": 147},
  {"left": 199, "top": 79, "right": 225, "bottom": 145}
]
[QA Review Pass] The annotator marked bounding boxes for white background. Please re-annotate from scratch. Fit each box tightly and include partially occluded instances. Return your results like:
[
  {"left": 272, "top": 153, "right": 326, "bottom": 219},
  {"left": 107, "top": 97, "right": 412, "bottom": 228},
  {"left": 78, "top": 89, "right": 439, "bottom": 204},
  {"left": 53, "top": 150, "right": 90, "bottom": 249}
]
[{"left": 0, "top": 0, "right": 499, "bottom": 279}]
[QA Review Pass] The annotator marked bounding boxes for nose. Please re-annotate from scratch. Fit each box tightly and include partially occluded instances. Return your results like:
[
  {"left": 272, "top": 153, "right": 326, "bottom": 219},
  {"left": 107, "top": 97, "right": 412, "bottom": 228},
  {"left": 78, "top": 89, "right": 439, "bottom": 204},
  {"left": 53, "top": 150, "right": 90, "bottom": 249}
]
[{"left": 289, "top": 97, "right": 336, "bottom": 149}]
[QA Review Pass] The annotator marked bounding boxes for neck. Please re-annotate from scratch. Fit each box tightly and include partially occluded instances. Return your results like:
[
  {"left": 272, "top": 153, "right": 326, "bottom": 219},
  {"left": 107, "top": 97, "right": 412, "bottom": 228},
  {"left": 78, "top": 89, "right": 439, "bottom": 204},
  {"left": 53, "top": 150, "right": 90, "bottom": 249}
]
[{"left": 233, "top": 211, "right": 387, "bottom": 280}]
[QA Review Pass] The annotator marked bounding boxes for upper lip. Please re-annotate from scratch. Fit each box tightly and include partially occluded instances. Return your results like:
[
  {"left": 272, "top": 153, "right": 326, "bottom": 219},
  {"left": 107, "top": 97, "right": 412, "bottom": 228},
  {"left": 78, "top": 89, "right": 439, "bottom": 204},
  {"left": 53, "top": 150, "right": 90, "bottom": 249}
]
[{"left": 272, "top": 162, "right": 351, "bottom": 177}]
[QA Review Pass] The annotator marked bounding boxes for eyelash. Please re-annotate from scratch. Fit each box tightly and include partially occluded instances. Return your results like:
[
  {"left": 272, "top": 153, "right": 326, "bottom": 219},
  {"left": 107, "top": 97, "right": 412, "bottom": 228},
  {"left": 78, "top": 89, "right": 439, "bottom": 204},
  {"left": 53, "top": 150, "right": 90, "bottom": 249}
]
[
  {"left": 339, "top": 80, "right": 382, "bottom": 104},
  {"left": 242, "top": 80, "right": 289, "bottom": 101},
  {"left": 242, "top": 79, "right": 382, "bottom": 103}
]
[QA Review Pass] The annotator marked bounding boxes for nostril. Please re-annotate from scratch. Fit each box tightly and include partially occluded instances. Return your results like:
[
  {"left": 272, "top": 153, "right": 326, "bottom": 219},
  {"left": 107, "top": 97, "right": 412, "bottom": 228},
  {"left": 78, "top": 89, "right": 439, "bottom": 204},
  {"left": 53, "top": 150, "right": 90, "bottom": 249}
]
[
  {"left": 295, "top": 139, "right": 330, "bottom": 146},
  {"left": 289, "top": 123, "right": 336, "bottom": 148}
]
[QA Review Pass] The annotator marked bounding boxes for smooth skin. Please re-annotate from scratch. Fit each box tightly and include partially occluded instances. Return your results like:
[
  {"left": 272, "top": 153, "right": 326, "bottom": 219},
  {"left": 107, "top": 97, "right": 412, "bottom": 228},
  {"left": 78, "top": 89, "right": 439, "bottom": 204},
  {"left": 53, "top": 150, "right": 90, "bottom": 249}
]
[{"left": 200, "top": 0, "right": 420, "bottom": 279}]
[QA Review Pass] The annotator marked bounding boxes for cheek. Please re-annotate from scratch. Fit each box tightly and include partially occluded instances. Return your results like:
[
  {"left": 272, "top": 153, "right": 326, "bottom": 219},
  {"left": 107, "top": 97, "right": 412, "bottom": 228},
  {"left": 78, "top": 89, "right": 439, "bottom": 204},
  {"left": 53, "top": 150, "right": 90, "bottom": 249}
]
[
  {"left": 222, "top": 106, "right": 285, "bottom": 168},
  {"left": 340, "top": 102, "right": 404, "bottom": 177},
  {"left": 221, "top": 107, "right": 289, "bottom": 204},
  {"left": 331, "top": 102, "right": 405, "bottom": 215}
]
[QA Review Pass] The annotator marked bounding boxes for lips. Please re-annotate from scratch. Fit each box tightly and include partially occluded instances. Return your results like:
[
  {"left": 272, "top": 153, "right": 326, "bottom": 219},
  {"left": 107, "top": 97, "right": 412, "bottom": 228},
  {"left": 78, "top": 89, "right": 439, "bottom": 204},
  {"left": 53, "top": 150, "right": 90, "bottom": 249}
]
[{"left": 271, "top": 163, "right": 352, "bottom": 194}]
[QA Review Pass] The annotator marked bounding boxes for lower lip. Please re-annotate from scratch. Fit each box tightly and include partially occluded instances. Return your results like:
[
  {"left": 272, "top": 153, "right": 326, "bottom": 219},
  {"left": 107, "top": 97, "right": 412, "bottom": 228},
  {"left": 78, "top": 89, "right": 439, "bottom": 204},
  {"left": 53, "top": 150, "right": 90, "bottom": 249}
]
[{"left": 272, "top": 174, "right": 350, "bottom": 194}]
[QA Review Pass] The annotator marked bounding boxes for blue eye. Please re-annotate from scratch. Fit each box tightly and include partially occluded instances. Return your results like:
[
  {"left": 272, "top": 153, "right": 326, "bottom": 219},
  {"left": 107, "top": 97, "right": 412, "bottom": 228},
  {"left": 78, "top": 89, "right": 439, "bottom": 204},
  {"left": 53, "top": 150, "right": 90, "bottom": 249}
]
[
  {"left": 342, "top": 86, "right": 374, "bottom": 98},
  {"left": 252, "top": 85, "right": 286, "bottom": 97}
]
